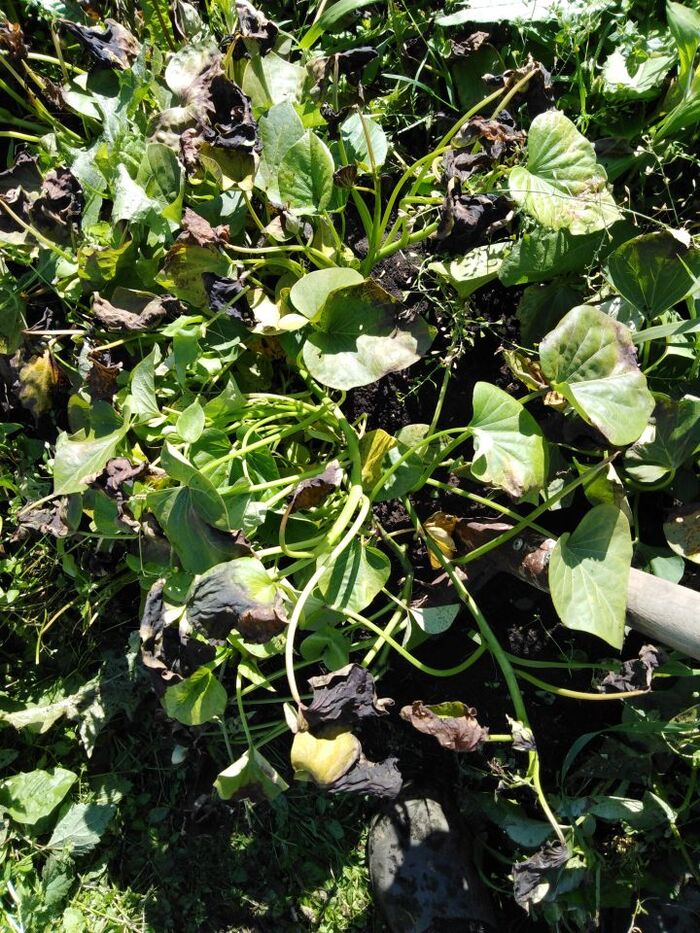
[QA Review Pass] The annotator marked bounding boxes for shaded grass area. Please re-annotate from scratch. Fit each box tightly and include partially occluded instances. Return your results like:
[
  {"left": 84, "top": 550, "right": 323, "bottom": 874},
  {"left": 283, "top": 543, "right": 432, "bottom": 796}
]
[{"left": 0, "top": 541, "right": 378, "bottom": 932}]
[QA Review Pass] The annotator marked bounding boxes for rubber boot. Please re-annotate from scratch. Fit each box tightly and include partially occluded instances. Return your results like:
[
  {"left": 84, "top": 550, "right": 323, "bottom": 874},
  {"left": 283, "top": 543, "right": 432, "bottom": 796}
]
[{"left": 368, "top": 791, "right": 498, "bottom": 933}]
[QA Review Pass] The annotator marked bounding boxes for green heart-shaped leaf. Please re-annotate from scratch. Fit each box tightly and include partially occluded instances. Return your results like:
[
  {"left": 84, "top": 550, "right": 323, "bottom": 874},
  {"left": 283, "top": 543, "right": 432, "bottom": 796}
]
[
  {"left": 163, "top": 667, "right": 227, "bottom": 725},
  {"left": 540, "top": 305, "right": 654, "bottom": 446},
  {"left": 607, "top": 232, "right": 700, "bottom": 319},
  {"left": 318, "top": 540, "right": 391, "bottom": 614},
  {"left": 278, "top": 131, "right": 335, "bottom": 215},
  {"left": 468, "top": 382, "right": 547, "bottom": 498},
  {"left": 509, "top": 110, "right": 621, "bottom": 234},
  {"left": 548, "top": 504, "right": 632, "bottom": 648},
  {"left": 625, "top": 396, "right": 700, "bottom": 484},
  {"left": 302, "top": 279, "right": 434, "bottom": 390},
  {"left": 256, "top": 101, "right": 305, "bottom": 203}
]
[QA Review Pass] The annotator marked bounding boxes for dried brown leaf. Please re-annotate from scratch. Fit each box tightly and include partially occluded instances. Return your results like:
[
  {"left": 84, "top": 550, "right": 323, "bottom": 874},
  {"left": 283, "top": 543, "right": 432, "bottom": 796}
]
[
  {"left": 91, "top": 290, "right": 168, "bottom": 332},
  {"left": 400, "top": 700, "right": 488, "bottom": 752},
  {"left": 599, "top": 644, "right": 663, "bottom": 693},
  {"left": 290, "top": 460, "right": 343, "bottom": 513},
  {"left": 178, "top": 207, "right": 229, "bottom": 247}
]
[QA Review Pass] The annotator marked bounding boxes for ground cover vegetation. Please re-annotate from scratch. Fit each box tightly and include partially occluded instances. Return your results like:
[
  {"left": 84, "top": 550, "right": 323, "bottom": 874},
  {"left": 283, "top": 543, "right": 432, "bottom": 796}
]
[{"left": 1, "top": 0, "right": 700, "bottom": 929}]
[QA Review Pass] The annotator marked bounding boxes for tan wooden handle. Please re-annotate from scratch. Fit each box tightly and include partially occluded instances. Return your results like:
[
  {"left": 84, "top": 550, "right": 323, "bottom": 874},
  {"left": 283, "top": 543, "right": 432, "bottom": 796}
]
[{"left": 626, "top": 568, "right": 700, "bottom": 659}]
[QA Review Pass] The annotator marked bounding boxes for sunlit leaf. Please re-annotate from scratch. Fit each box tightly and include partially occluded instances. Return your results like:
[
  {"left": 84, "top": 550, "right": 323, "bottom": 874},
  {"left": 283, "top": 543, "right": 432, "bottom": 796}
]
[
  {"left": 549, "top": 504, "right": 632, "bottom": 648},
  {"left": 215, "top": 749, "right": 288, "bottom": 801},
  {"left": 0, "top": 767, "right": 77, "bottom": 825},
  {"left": 468, "top": 382, "right": 547, "bottom": 498},
  {"left": 539, "top": 305, "right": 654, "bottom": 446},
  {"left": 53, "top": 425, "right": 128, "bottom": 495},
  {"left": 278, "top": 131, "right": 335, "bottom": 215},
  {"left": 429, "top": 241, "right": 510, "bottom": 298},
  {"left": 509, "top": 110, "right": 621, "bottom": 234},
  {"left": 302, "top": 280, "right": 434, "bottom": 390},
  {"left": 318, "top": 539, "right": 391, "bottom": 614},
  {"left": 163, "top": 666, "right": 227, "bottom": 725}
]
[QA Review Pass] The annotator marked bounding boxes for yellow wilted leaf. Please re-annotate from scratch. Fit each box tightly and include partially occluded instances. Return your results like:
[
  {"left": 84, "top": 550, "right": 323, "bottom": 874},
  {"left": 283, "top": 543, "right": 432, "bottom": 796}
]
[
  {"left": 18, "top": 350, "right": 58, "bottom": 417},
  {"left": 359, "top": 428, "right": 397, "bottom": 491},
  {"left": 424, "top": 511, "right": 458, "bottom": 569},
  {"left": 290, "top": 727, "right": 360, "bottom": 786}
]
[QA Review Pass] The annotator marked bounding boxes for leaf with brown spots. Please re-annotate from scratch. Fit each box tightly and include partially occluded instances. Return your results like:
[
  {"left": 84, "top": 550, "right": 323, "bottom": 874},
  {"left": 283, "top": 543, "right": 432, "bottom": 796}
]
[{"left": 178, "top": 207, "right": 229, "bottom": 247}]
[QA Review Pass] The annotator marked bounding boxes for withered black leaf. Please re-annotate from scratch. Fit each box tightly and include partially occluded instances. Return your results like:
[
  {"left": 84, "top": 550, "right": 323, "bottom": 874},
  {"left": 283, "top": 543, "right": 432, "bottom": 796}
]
[
  {"left": 186, "top": 556, "right": 287, "bottom": 645},
  {"left": 202, "top": 272, "right": 253, "bottom": 323},
  {"left": 436, "top": 193, "right": 510, "bottom": 251},
  {"left": 455, "top": 116, "right": 525, "bottom": 161},
  {"left": 302, "top": 663, "right": 393, "bottom": 731},
  {"left": 140, "top": 579, "right": 216, "bottom": 693},
  {"left": 484, "top": 58, "right": 553, "bottom": 118},
  {"left": 599, "top": 644, "right": 663, "bottom": 694},
  {"left": 221, "top": 1, "right": 278, "bottom": 57},
  {"left": 60, "top": 18, "right": 141, "bottom": 70},
  {"left": 0, "top": 150, "right": 41, "bottom": 195},
  {"left": 290, "top": 460, "right": 343, "bottom": 513},
  {"left": 513, "top": 843, "right": 570, "bottom": 911},
  {"left": 313, "top": 47, "right": 377, "bottom": 85},
  {"left": 86, "top": 351, "right": 121, "bottom": 402},
  {"left": 0, "top": 187, "right": 32, "bottom": 239},
  {"left": 335, "top": 47, "right": 378, "bottom": 78},
  {"left": 91, "top": 290, "right": 168, "bottom": 332},
  {"left": 441, "top": 149, "right": 491, "bottom": 184},
  {"left": 13, "top": 498, "right": 78, "bottom": 542},
  {"left": 188, "top": 61, "right": 259, "bottom": 152},
  {"left": 333, "top": 164, "right": 358, "bottom": 190},
  {"left": 328, "top": 753, "right": 403, "bottom": 798},
  {"left": 320, "top": 103, "right": 351, "bottom": 136},
  {"left": 31, "top": 167, "right": 83, "bottom": 244},
  {"left": 400, "top": 700, "right": 488, "bottom": 752}
]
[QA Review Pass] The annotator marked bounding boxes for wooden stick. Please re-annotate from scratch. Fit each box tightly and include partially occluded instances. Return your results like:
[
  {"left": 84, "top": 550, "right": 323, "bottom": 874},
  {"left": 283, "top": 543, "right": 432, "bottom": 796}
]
[{"left": 456, "top": 520, "right": 700, "bottom": 660}]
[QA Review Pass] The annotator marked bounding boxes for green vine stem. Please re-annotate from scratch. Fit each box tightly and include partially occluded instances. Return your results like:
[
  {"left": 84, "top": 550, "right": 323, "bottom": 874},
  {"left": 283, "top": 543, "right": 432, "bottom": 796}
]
[
  {"left": 236, "top": 667, "right": 255, "bottom": 749},
  {"left": 404, "top": 497, "right": 567, "bottom": 846},
  {"left": 283, "top": 400, "right": 368, "bottom": 704},
  {"left": 347, "top": 607, "right": 487, "bottom": 676},
  {"left": 514, "top": 669, "right": 652, "bottom": 701}
]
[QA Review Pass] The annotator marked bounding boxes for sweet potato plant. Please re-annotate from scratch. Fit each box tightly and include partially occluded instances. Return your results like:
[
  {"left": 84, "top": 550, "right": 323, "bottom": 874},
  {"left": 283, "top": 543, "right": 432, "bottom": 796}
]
[{"left": 1, "top": 0, "right": 700, "bottom": 929}]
